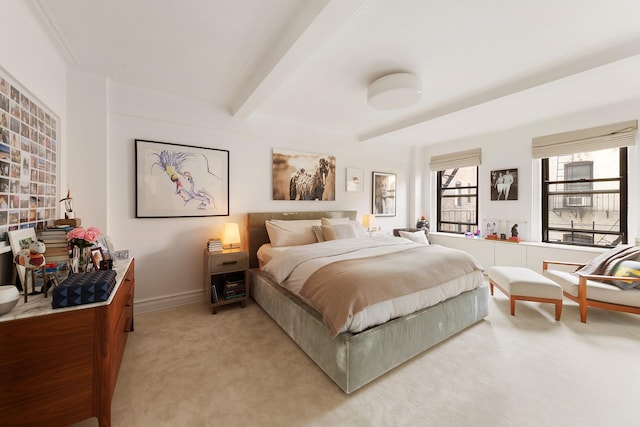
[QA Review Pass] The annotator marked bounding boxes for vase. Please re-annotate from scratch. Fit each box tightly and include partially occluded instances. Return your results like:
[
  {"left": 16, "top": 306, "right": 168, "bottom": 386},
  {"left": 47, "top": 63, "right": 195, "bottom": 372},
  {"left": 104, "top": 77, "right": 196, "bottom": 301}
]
[{"left": 72, "top": 246, "right": 92, "bottom": 273}]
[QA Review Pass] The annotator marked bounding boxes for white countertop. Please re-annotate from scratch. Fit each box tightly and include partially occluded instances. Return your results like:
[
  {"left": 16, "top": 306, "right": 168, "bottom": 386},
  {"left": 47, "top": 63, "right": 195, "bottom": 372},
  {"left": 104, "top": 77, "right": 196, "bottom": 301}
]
[{"left": 0, "top": 258, "right": 133, "bottom": 323}]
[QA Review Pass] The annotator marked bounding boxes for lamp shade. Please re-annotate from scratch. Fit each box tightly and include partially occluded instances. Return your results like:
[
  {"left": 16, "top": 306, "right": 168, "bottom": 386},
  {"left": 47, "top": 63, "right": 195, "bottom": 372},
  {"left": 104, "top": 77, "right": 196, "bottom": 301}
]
[
  {"left": 221, "top": 223, "right": 241, "bottom": 248},
  {"left": 362, "top": 214, "right": 377, "bottom": 230}
]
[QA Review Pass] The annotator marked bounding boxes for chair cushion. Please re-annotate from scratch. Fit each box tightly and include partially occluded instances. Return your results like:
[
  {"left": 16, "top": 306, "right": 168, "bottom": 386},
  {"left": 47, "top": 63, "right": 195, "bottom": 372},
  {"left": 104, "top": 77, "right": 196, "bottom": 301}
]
[
  {"left": 544, "top": 269, "right": 640, "bottom": 307},
  {"left": 610, "top": 260, "right": 640, "bottom": 290}
]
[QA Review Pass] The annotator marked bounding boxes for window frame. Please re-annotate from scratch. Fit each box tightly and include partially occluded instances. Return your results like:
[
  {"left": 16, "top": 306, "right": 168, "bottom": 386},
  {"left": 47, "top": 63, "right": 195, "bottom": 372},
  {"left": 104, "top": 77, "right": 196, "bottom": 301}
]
[
  {"left": 541, "top": 147, "right": 628, "bottom": 248},
  {"left": 436, "top": 166, "right": 479, "bottom": 234}
]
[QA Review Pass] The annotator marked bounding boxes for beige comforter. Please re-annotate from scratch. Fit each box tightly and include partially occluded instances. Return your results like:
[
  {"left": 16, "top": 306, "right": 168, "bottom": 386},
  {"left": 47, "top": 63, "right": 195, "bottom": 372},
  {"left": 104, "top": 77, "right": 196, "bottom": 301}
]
[{"left": 262, "top": 237, "right": 484, "bottom": 336}]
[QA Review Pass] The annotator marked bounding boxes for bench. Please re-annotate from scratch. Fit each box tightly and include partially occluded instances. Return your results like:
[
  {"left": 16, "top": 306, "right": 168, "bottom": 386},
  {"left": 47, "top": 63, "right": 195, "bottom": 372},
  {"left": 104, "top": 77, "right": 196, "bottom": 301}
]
[{"left": 487, "top": 266, "right": 563, "bottom": 320}]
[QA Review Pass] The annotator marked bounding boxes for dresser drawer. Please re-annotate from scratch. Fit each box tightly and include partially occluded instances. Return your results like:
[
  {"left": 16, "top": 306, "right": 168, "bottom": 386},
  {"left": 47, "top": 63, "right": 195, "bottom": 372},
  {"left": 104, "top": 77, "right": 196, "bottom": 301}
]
[{"left": 208, "top": 251, "right": 248, "bottom": 274}]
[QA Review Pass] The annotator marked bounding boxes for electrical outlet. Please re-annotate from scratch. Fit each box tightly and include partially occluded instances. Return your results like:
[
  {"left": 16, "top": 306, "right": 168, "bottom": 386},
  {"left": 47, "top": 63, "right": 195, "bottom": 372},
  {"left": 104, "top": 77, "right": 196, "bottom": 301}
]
[{"left": 114, "top": 250, "right": 129, "bottom": 260}]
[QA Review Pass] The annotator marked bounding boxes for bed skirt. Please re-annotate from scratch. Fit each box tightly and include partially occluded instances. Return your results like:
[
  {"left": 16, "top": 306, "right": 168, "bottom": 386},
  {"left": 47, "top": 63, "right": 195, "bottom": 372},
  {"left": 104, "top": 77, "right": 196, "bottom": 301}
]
[{"left": 249, "top": 269, "right": 489, "bottom": 394}]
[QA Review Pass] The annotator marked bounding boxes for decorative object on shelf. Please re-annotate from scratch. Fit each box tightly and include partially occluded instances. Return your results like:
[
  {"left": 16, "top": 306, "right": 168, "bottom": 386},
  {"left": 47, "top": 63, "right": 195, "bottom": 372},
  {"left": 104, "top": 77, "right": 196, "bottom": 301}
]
[
  {"left": 8, "top": 228, "right": 39, "bottom": 289},
  {"left": 0, "top": 285, "right": 20, "bottom": 315},
  {"left": 71, "top": 246, "right": 92, "bottom": 273},
  {"left": 372, "top": 171, "right": 396, "bottom": 217},
  {"left": 490, "top": 168, "right": 518, "bottom": 201},
  {"left": 14, "top": 240, "right": 46, "bottom": 269},
  {"left": 90, "top": 247, "right": 104, "bottom": 270},
  {"left": 221, "top": 223, "right": 241, "bottom": 249},
  {"left": 60, "top": 188, "right": 75, "bottom": 219},
  {"left": 135, "top": 139, "right": 229, "bottom": 217},
  {"left": 509, "top": 224, "right": 521, "bottom": 242},
  {"left": 272, "top": 148, "right": 336, "bottom": 201},
  {"left": 67, "top": 226, "right": 101, "bottom": 273},
  {"left": 346, "top": 167, "right": 364, "bottom": 192},
  {"left": 416, "top": 215, "right": 429, "bottom": 229}
]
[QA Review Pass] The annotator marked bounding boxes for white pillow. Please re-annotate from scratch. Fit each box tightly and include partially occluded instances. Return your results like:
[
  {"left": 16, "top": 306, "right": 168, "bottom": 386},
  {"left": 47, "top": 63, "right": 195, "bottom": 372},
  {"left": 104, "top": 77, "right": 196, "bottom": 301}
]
[
  {"left": 398, "top": 230, "right": 429, "bottom": 245},
  {"left": 321, "top": 223, "right": 358, "bottom": 241},
  {"left": 265, "top": 219, "right": 320, "bottom": 247},
  {"left": 321, "top": 217, "right": 367, "bottom": 238}
]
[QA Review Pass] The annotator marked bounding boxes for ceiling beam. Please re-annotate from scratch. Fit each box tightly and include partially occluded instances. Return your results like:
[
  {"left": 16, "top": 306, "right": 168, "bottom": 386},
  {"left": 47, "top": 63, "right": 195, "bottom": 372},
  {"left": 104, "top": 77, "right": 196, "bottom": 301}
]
[
  {"left": 359, "top": 34, "right": 640, "bottom": 142},
  {"left": 230, "top": 0, "right": 369, "bottom": 119}
]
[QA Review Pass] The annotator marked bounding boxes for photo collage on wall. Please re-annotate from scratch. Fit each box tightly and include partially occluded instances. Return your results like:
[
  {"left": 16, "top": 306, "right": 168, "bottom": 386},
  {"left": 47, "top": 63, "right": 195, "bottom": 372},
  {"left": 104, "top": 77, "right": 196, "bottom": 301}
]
[{"left": 0, "top": 69, "right": 59, "bottom": 243}]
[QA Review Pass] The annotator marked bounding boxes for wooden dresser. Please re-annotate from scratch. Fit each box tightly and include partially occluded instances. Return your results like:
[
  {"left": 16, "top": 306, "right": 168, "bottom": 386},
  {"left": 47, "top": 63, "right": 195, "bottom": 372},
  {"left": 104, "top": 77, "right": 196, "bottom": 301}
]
[{"left": 0, "top": 258, "right": 135, "bottom": 427}]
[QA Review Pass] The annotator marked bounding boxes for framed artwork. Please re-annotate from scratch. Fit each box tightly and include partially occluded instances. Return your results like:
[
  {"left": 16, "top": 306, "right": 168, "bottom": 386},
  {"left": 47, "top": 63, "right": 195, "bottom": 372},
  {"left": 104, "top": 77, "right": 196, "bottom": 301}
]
[
  {"left": 90, "top": 247, "right": 103, "bottom": 270},
  {"left": 372, "top": 171, "right": 396, "bottom": 216},
  {"left": 346, "top": 167, "right": 363, "bottom": 192},
  {"left": 98, "top": 235, "right": 115, "bottom": 260},
  {"left": 7, "top": 227, "right": 37, "bottom": 289},
  {"left": 135, "top": 139, "right": 229, "bottom": 217},
  {"left": 490, "top": 168, "right": 518, "bottom": 200},
  {"left": 0, "top": 67, "right": 60, "bottom": 249},
  {"left": 272, "top": 148, "right": 335, "bottom": 200}
]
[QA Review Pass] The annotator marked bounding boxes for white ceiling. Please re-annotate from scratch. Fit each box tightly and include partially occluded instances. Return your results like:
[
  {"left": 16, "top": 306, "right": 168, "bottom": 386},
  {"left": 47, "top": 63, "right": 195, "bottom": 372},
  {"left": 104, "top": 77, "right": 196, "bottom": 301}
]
[{"left": 31, "top": 0, "right": 640, "bottom": 146}]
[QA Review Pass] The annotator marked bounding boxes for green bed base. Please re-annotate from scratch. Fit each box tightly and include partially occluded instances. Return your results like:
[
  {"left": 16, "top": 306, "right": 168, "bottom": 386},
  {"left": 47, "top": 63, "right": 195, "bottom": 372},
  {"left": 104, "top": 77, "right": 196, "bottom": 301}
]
[{"left": 245, "top": 210, "right": 489, "bottom": 393}]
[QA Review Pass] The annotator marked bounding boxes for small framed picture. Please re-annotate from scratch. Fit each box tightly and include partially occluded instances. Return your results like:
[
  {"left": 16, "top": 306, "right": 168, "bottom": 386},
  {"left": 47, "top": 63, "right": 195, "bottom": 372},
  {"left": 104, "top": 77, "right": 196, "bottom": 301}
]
[
  {"left": 90, "top": 247, "right": 104, "bottom": 270},
  {"left": 346, "top": 167, "right": 364, "bottom": 192},
  {"left": 490, "top": 169, "right": 518, "bottom": 200},
  {"left": 372, "top": 171, "right": 396, "bottom": 216}
]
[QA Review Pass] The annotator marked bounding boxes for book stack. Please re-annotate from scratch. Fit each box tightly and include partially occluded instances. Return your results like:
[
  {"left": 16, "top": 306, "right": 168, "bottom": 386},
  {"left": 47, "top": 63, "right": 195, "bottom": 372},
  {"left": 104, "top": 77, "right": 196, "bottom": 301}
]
[
  {"left": 38, "top": 226, "right": 73, "bottom": 263},
  {"left": 223, "top": 272, "right": 245, "bottom": 300},
  {"left": 207, "top": 238, "right": 222, "bottom": 252}
]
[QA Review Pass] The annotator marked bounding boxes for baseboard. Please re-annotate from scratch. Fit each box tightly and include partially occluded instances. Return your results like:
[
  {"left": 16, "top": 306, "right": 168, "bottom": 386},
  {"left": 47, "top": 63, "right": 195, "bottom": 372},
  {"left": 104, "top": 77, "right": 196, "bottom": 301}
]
[{"left": 134, "top": 289, "right": 203, "bottom": 314}]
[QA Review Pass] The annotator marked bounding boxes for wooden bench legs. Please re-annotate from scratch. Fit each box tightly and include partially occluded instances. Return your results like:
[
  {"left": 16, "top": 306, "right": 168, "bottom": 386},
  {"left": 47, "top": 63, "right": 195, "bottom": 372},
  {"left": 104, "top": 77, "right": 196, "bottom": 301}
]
[{"left": 490, "top": 278, "right": 563, "bottom": 321}]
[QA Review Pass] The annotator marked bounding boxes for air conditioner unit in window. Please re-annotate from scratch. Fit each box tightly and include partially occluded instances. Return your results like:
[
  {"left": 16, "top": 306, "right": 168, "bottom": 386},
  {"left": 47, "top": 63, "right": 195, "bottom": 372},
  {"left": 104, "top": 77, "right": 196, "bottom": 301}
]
[{"left": 565, "top": 196, "right": 591, "bottom": 207}]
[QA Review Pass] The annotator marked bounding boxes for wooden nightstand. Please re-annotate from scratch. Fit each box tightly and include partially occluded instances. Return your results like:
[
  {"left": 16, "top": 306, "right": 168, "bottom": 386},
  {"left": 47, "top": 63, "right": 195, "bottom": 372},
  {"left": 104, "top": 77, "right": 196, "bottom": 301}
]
[{"left": 204, "top": 248, "right": 249, "bottom": 314}]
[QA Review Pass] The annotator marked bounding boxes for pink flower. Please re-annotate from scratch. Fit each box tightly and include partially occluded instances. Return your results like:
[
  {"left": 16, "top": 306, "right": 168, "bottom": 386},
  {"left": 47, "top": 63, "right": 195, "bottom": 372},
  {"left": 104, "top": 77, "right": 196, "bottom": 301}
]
[
  {"left": 67, "top": 226, "right": 101, "bottom": 247},
  {"left": 84, "top": 227, "right": 100, "bottom": 243}
]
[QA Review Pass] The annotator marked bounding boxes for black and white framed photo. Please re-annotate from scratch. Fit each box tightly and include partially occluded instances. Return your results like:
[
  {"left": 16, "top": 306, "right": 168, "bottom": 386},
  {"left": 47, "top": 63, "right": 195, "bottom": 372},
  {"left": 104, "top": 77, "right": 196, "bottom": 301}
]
[
  {"left": 135, "top": 139, "right": 229, "bottom": 217},
  {"left": 372, "top": 171, "right": 396, "bottom": 216},
  {"left": 490, "top": 168, "right": 518, "bottom": 201}
]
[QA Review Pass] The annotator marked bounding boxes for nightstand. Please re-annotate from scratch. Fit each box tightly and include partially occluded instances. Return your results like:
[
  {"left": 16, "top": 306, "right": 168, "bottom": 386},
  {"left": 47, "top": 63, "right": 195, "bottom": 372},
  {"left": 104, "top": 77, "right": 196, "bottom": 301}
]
[{"left": 204, "top": 248, "right": 249, "bottom": 314}]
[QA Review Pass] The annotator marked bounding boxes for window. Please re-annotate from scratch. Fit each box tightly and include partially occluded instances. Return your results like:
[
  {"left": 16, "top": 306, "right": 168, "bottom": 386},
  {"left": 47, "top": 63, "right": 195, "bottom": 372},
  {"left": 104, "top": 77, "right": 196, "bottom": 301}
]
[
  {"left": 437, "top": 166, "right": 478, "bottom": 234},
  {"left": 542, "top": 147, "right": 627, "bottom": 248}
]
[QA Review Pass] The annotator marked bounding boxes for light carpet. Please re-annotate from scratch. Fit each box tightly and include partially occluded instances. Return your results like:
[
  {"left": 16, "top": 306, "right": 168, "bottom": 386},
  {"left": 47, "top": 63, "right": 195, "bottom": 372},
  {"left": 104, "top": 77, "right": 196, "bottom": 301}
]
[{"left": 71, "top": 284, "right": 640, "bottom": 427}]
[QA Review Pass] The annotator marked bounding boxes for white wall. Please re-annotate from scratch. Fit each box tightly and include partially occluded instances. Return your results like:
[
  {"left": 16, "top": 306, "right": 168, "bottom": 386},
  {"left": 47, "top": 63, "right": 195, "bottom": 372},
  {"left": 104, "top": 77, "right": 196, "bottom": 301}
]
[
  {"left": 0, "top": 0, "right": 68, "bottom": 284},
  {"left": 421, "top": 99, "right": 640, "bottom": 244},
  {"left": 92, "top": 81, "right": 412, "bottom": 311}
]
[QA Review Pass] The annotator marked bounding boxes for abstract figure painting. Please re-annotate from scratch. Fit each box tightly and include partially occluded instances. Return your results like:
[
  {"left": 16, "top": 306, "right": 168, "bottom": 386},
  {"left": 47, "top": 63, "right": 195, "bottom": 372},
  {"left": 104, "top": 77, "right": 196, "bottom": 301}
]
[
  {"left": 135, "top": 139, "right": 229, "bottom": 217},
  {"left": 272, "top": 148, "right": 335, "bottom": 201},
  {"left": 372, "top": 172, "right": 396, "bottom": 216}
]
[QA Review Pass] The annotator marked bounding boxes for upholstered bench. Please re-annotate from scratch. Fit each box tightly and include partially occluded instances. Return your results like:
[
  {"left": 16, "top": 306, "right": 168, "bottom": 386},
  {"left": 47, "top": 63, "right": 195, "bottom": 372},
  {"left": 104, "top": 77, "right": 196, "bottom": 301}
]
[{"left": 487, "top": 266, "right": 563, "bottom": 320}]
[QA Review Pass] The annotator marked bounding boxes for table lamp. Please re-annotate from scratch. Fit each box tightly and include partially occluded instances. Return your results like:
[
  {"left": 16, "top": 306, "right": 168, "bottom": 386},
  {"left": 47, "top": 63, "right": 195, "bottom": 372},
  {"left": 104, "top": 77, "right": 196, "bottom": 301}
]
[
  {"left": 221, "top": 223, "right": 241, "bottom": 249},
  {"left": 362, "top": 214, "right": 377, "bottom": 233}
]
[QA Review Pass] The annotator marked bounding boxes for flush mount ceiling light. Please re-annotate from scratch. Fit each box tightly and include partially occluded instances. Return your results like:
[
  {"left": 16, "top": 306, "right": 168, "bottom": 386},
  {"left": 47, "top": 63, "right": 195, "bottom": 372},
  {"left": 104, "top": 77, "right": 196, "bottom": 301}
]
[{"left": 367, "top": 72, "right": 422, "bottom": 110}]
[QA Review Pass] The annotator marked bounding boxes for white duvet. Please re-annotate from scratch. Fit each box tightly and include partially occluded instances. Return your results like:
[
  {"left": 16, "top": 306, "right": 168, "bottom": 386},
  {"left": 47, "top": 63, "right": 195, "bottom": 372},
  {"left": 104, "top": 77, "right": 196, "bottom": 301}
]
[{"left": 261, "top": 236, "right": 484, "bottom": 334}]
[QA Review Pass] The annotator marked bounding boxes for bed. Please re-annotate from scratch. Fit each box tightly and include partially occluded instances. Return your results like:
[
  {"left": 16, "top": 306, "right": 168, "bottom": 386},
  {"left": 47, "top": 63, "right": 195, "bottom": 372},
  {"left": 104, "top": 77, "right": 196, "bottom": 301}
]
[{"left": 247, "top": 210, "right": 489, "bottom": 394}]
